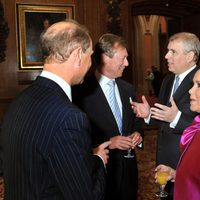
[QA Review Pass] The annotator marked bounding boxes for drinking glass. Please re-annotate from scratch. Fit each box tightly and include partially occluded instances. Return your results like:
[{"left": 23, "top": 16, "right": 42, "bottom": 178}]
[
  {"left": 124, "top": 148, "right": 134, "bottom": 158},
  {"left": 155, "top": 171, "right": 169, "bottom": 198}
]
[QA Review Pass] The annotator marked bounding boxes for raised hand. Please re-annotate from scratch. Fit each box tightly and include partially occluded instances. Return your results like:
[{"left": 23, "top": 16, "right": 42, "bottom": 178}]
[
  {"left": 151, "top": 97, "right": 179, "bottom": 122},
  {"left": 131, "top": 95, "right": 151, "bottom": 118}
]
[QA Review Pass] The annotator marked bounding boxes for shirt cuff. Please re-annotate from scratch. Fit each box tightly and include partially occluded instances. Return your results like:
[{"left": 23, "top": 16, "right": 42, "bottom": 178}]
[
  {"left": 170, "top": 110, "right": 181, "bottom": 128},
  {"left": 144, "top": 112, "right": 151, "bottom": 124}
]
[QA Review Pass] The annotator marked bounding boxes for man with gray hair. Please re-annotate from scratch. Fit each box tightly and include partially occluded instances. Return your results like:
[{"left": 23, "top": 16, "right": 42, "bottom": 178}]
[
  {"left": 132, "top": 32, "right": 200, "bottom": 199},
  {"left": 73, "top": 33, "right": 143, "bottom": 200}
]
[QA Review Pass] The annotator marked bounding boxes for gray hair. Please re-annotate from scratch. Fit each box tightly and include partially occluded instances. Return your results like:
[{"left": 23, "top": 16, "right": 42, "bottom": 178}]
[
  {"left": 169, "top": 32, "right": 200, "bottom": 62},
  {"left": 94, "top": 33, "right": 127, "bottom": 65}
]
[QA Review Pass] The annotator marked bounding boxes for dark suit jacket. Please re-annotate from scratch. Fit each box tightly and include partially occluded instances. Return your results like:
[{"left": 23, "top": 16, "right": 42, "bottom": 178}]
[
  {"left": 2, "top": 76, "right": 106, "bottom": 200},
  {"left": 155, "top": 67, "right": 199, "bottom": 169},
  {"left": 73, "top": 74, "right": 143, "bottom": 200}
]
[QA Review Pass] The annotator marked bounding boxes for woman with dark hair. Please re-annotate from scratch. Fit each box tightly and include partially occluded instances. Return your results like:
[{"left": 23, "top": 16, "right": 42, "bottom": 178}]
[{"left": 155, "top": 69, "right": 200, "bottom": 200}]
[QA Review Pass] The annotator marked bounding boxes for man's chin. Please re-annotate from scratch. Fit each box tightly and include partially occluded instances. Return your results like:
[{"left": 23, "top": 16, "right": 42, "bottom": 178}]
[{"left": 168, "top": 66, "right": 174, "bottom": 73}]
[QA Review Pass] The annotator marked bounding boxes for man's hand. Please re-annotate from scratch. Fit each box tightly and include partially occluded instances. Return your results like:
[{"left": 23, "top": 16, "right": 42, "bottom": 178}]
[
  {"left": 131, "top": 95, "right": 151, "bottom": 118},
  {"left": 129, "top": 132, "right": 143, "bottom": 148},
  {"left": 109, "top": 135, "right": 134, "bottom": 150},
  {"left": 93, "top": 141, "right": 111, "bottom": 165},
  {"left": 109, "top": 132, "right": 143, "bottom": 150},
  {"left": 151, "top": 98, "right": 179, "bottom": 122}
]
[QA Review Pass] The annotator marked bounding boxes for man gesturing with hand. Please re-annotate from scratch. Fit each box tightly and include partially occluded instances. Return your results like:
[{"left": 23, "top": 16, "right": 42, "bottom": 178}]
[{"left": 132, "top": 32, "right": 200, "bottom": 200}]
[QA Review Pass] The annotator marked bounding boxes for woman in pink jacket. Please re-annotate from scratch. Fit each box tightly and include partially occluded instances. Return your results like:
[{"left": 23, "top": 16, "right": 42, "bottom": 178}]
[{"left": 155, "top": 68, "right": 200, "bottom": 200}]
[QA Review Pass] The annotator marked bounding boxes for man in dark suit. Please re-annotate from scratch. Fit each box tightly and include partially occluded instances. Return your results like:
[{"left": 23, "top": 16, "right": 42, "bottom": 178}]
[
  {"left": 73, "top": 33, "right": 143, "bottom": 200},
  {"left": 1, "top": 20, "right": 110, "bottom": 200},
  {"left": 132, "top": 32, "right": 200, "bottom": 199}
]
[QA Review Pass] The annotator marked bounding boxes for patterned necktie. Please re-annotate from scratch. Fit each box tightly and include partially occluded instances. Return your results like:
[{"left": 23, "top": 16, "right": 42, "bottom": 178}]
[
  {"left": 173, "top": 76, "right": 180, "bottom": 95},
  {"left": 107, "top": 80, "right": 122, "bottom": 133}
]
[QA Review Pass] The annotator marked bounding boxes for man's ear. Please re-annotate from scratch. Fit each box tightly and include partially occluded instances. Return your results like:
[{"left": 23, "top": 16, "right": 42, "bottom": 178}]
[
  {"left": 77, "top": 47, "right": 83, "bottom": 66},
  {"left": 70, "top": 47, "right": 82, "bottom": 67},
  {"left": 102, "top": 53, "right": 110, "bottom": 63},
  {"left": 186, "top": 51, "right": 195, "bottom": 63}
]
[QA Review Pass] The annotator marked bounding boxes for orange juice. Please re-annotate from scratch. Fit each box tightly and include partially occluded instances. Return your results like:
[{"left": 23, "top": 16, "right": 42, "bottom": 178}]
[{"left": 157, "top": 171, "right": 168, "bottom": 186}]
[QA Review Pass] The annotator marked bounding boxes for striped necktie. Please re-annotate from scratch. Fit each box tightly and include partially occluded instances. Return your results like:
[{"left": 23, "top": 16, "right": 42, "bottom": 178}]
[
  {"left": 107, "top": 80, "right": 122, "bottom": 133},
  {"left": 172, "top": 76, "right": 180, "bottom": 95}
]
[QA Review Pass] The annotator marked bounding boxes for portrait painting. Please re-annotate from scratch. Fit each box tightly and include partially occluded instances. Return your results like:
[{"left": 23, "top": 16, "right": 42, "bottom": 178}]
[{"left": 16, "top": 3, "right": 75, "bottom": 70}]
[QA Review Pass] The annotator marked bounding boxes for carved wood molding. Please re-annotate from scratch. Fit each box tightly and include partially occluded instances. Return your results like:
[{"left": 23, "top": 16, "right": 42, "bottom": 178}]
[
  {"left": 0, "top": 0, "right": 9, "bottom": 63},
  {"left": 131, "top": 0, "right": 200, "bottom": 17},
  {"left": 103, "top": 0, "right": 124, "bottom": 36}
]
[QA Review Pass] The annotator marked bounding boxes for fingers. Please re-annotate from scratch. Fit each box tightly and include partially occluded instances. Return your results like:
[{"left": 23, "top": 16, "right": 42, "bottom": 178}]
[
  {"left": 141, "top": 95, "right": 149, "bottom": 105},
  {"left": 119, "top": 137, "right": 134, "bottom": 149},
  {"left": 153, "top": 103, "right": 167, "bottom": 110},
  {"left": 151, "top": 102, "right": 177, "bottom": 122},
  {"left": 111, "top": 136, "right": 134, "bottom": 150},
  {"left": 109, "top": 134, "right": 142, "bottom": 150},
  {"left": 155, "top": 165, "right": 175, "bottom": 182},
  {"left": 155, "top": 164, "right": 165, "bottom": 172},
  {"left": 94, "top": 141, "right": 111, "bottom": 165},
  {"left": 131, "top": 132, "right": 143, "bottom": 147},
  {"left": 99, "top": 141, "right": 111, "bottom": 149}
]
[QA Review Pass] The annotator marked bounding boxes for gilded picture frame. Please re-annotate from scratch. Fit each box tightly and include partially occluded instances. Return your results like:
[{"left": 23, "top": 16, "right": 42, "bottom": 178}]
[{"left": 16, "top": 3, "right": 75, "bottom": 70}]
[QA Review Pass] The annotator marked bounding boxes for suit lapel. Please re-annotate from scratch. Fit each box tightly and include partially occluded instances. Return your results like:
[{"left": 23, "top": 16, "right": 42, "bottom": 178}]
[
  {"left": 89, "top": 76, "right": 120, "bottom": 131},
  {"left": 116, "top": 80, "right": 130, "bottom": 136},
  {"left": 173, "top": 67, "right": 199, "bottom": 102},
  {"left": 164, "top": 75, "right": 174, "bottom": 106}
]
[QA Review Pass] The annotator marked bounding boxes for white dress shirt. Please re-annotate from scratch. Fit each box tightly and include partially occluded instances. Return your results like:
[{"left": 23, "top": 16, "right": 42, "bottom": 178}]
[
  {"left": 95, "top": 70, "right": 122, "bottom": 116},
  {"left": 145, "top": 65, "right": 196, "bottom": 128},
  {"left": 170, "top": 65, "right": 196, "bottom": 128}
]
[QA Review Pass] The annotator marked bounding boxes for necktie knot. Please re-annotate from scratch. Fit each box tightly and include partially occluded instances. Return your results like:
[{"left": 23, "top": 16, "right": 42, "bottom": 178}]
[{"left": 107, "top": 80, "right": 115, "bottom": 88}]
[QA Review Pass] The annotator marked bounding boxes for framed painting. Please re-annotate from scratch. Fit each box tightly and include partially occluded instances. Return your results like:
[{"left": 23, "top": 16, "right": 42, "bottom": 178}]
[{"left": 16, "top": 3, "right": 75, "bottom": 70}]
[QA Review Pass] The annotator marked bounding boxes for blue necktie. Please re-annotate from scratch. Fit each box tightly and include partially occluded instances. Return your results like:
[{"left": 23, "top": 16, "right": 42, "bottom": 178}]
[
  {"left": 107, "top": 80, "right": 122, "bottom": 134},
  {"left": 173, "top": 76, "right": 180, "bottom": 95}
]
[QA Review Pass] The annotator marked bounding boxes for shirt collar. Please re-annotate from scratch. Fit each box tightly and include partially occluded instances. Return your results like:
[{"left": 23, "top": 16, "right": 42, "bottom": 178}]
[
  {"left": 95, "top": 70, "right": 115, "bottom": 87},
  {"left": 177, "top": 65, "right": 196, "bottom": 83},
  {"left": 40, "top": 70, "right": 72, "bottom": 101}
]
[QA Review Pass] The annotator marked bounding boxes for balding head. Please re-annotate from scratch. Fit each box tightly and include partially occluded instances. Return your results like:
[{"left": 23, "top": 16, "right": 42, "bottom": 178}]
[{"left": 41, "top": 19, "right": 91, "bottom": 64}]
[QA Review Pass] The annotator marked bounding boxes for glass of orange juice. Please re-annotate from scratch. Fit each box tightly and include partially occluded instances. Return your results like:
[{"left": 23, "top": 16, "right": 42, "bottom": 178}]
[{"left": 155, "top": 171, "right": 169, "bottom": 197}]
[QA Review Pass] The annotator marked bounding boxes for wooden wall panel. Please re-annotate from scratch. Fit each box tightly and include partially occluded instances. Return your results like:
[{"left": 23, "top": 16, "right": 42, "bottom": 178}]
[
  {"left": 81, "top": 0, "right": 107, "bottom": 45},
  {"left": 1, "top": 0, "right": 200, "bottom": 120},
  {"left": 0, "top": 0, "right": 108, "bottom": 121}
]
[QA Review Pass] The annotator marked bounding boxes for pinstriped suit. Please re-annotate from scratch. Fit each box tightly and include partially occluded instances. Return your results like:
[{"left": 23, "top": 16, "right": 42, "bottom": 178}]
[
  {"left": 73, "top": 74, "right": 143, "bottom": 200},
  {"left": 2, "top": 76, "right": 106, "bottom": 200}
]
